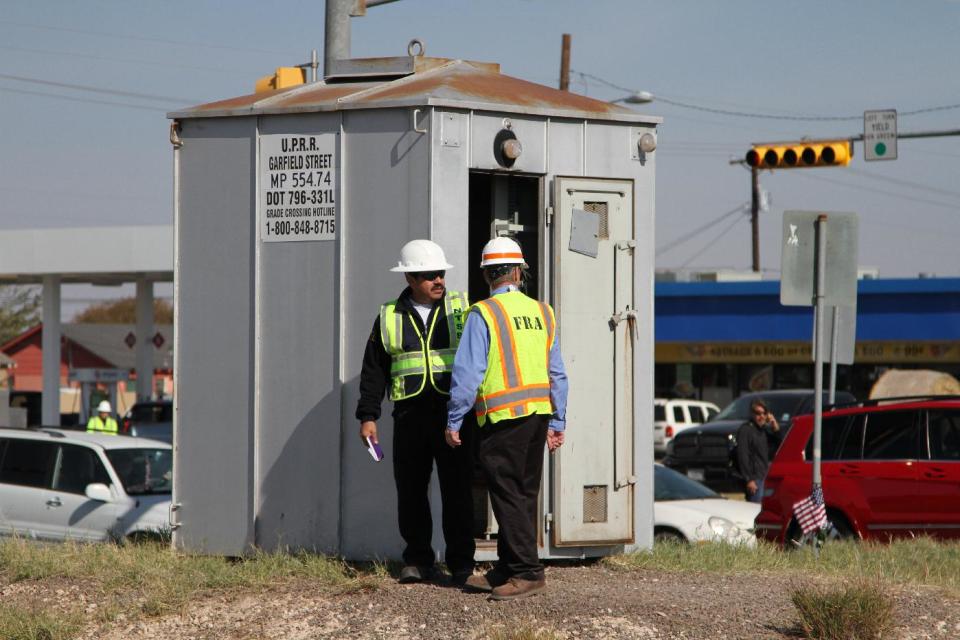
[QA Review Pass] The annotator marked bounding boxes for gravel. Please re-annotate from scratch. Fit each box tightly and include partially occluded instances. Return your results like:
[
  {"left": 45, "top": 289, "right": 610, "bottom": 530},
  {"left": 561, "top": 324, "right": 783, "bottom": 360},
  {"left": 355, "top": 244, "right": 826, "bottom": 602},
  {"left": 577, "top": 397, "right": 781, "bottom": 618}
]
[{"left": 7, "top": 562, "right": 960, "bottom": 639}]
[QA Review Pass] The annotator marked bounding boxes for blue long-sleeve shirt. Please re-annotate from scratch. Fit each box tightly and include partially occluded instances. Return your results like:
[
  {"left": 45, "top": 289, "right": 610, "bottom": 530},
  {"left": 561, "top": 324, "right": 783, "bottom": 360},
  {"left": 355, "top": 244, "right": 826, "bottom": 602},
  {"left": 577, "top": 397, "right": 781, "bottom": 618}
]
[{"left": 447, "top": 285, "right": 568, "bottom": 432}]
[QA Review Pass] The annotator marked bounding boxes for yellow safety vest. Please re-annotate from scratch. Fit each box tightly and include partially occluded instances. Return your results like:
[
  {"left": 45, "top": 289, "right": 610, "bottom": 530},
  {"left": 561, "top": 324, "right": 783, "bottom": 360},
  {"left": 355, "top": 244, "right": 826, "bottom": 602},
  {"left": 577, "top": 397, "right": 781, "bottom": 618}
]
[
  {"left": 86, "top": 416, "right": 118, "bottom": 435},
  {"left": 380, "top": 291, "right": 468, "bottom": 402},
  {"left": 472, "top": 290, "right": 556, "bottom": 426}
]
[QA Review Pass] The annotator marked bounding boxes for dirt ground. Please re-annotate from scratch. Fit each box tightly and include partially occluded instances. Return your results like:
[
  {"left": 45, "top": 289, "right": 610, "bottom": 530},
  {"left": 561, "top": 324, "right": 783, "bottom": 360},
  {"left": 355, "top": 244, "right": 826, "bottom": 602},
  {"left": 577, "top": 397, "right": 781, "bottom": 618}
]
[{"left": 6, "top": 563, "right": 960, "bottom": 640}]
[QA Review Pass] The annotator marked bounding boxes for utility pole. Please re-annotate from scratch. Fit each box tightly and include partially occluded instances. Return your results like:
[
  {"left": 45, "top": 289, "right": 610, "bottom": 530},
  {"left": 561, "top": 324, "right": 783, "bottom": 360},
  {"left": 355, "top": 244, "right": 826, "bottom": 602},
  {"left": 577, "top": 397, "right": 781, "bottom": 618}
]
[
  {"left": 559, "top": 34, "right": 571, "bottom": 91},
  {"left": 751, "top": 166, "right": 760, "bottom": 272}
]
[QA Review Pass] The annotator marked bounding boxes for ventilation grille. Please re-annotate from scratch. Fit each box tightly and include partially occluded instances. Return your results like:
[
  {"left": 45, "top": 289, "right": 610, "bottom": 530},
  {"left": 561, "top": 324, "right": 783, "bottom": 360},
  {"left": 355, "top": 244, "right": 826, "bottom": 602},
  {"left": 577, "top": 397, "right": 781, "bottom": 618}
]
[
  {"left": 584, "top": 201, "right": 609, "bottom": 239},
  {"left": 583, "top": 485, "right": 608, "bottom": 523}
]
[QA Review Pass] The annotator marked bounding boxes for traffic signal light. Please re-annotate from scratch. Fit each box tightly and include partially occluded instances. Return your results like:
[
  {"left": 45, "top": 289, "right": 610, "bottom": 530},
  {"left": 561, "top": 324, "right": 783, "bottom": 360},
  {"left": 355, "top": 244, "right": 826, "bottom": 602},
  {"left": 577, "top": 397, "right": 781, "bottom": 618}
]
[{"left": 745, "top": 139, "right": 852, "bottom": 169}]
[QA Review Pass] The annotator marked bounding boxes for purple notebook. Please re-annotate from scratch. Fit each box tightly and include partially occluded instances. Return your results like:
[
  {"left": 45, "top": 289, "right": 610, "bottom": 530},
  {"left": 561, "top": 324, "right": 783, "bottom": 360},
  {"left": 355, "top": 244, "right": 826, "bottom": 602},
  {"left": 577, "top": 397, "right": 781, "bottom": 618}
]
[{"left": 366, "top": 436, "right": 384, "bottom": 462}]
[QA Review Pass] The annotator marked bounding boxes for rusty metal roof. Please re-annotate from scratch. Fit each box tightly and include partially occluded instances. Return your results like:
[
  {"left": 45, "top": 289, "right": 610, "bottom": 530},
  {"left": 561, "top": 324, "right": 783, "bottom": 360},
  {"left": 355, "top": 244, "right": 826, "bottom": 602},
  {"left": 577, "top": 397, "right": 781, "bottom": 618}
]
[{"left": 168, "top": 58, "right": 659, "bottom": 124}]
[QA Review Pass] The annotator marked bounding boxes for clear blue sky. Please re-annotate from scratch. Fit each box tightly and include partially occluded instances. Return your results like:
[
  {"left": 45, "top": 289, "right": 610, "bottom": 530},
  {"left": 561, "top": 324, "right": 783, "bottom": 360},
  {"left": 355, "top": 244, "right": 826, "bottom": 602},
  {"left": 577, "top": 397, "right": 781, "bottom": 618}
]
[{"left": 1, "top": 0, "right": 958, "bottom": 285}]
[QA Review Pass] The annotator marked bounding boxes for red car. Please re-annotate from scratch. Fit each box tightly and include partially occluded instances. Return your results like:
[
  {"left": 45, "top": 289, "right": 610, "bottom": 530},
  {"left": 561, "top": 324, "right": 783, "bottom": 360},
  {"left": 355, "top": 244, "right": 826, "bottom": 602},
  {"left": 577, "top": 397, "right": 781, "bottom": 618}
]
[{"left": 755, "top": 397, "right": 960, "bottom": 545}]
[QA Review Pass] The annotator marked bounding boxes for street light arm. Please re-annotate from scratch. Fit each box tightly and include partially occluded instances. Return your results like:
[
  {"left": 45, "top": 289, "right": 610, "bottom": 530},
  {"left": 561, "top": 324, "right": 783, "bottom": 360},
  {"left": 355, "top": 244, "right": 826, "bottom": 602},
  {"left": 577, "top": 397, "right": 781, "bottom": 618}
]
[
  {"left": 610, "top": 91, "right": 654, "bottom": 105},
  {"left": 365, "top": 0, "right": 402, "bottom": 6}
]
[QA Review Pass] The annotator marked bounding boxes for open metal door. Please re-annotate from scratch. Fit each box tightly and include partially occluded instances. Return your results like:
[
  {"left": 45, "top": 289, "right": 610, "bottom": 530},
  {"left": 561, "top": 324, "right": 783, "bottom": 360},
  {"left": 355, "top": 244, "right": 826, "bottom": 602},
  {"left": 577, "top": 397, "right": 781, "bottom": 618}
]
[{"left": 551, "top": 176, "right": 635, "bottom": 546}]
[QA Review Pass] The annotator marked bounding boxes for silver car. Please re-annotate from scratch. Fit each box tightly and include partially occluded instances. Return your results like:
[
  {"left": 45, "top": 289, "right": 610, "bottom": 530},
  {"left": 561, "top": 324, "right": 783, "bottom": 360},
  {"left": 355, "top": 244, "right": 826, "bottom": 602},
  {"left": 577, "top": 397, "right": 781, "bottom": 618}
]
[{"left": 0, "top": 428, "right": 172, "bottom": 542}]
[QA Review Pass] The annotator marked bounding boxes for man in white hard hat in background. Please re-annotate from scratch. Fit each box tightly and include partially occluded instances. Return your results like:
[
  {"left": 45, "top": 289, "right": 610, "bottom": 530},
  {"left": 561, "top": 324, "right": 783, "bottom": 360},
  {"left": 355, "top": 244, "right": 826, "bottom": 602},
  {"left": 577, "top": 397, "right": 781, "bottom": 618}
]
[
  {"left": 87, "top": 400, "right": 118, "bottom": 434},
  {"left": 445, "top": 236, "right": 568, "bottom": 601},
  {"left": 356, "top": 239, "right": 475, "bottom": 585}
]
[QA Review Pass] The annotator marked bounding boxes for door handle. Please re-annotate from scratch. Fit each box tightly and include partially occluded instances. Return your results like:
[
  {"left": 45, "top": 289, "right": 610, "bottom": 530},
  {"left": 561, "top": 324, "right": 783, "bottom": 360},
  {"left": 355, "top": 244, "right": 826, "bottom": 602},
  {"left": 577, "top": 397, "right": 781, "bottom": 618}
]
[
  {"left": 46, "top": 498, "right": 62, "bottom": 507},
  {"left": 839, "top": 466, "right": 861, "bottom": 475},
  {"left": 924, "top": 471, "right": 947, "bottom": 479}
]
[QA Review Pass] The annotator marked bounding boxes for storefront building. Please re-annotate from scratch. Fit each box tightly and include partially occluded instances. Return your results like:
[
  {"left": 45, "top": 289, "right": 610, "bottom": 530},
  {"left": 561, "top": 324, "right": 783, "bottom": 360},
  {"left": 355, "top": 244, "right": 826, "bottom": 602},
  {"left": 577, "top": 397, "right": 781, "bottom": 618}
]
[{"left": 655, "top": 278, "right": 960, "bottom": 407}]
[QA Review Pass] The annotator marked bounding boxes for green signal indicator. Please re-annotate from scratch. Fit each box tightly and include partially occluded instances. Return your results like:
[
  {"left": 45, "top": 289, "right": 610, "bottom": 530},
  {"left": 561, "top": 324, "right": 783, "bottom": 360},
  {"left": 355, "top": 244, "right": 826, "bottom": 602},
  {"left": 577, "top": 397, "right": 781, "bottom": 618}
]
[{"left": 875, "top": 142, "right": 887, "bottom": 157}]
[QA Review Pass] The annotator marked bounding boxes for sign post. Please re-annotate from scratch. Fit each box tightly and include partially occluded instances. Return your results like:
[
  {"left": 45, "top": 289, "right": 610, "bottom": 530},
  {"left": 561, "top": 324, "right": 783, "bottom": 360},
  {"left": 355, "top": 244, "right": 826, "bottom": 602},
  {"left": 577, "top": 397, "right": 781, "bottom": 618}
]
[
  {"left": 864, "top": 110, "right": 898, "bottom": 161},
  {"left": 781, "top": 210, "right": 859, "bottom": 545}
]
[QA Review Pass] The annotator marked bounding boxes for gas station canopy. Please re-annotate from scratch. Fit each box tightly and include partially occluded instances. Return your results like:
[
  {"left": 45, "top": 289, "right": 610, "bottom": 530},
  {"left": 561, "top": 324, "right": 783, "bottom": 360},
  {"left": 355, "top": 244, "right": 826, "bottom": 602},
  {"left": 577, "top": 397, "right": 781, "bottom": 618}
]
[{"left": 0, "top": 225, "right": 173, "bottom": 284}]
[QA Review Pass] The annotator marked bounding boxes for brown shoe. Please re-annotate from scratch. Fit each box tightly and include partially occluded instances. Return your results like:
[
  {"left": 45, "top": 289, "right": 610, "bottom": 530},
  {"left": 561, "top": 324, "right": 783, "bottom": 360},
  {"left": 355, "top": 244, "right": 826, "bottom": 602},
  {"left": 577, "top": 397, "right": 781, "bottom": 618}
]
[
  {"left": 462, "top": 568, "right": 509, "bottom": 593},
  {"left": 463, "top": 574, "right": 494, "bottom": 592},
  {"left": 490, "top": 576, "right": 546, "bottom": 601}
]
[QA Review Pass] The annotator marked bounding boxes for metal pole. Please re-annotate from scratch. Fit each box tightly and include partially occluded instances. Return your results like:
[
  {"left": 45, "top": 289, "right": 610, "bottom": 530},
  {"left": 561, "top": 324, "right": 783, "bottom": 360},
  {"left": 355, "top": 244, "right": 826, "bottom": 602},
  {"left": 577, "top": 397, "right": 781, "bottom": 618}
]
[
  {"left": 559, "top": 34, "right": 571, "bottom": 91},
  {"left": 310, "top": 49, "right": 319, "bottom": 83},
  {"left": 852, "top": 128, "right": 960, "bottom": 142},
  {"left": 751, "top": 166, "right": 760, "bottom": 272},
  {"left": 828, "top": 305, "right": 839, "bottom": 405},
  {"left": 324, "top": 0, "right": 352, "bottom": 78},
  {"left": 136, "top": 278, "right": 154, "bottom": 401},
  {"left": 812, "top": 215, "right": 827, "bottom": 489},
  {"left": 41, "top": 275, "right": 61, "bottom": 426}
]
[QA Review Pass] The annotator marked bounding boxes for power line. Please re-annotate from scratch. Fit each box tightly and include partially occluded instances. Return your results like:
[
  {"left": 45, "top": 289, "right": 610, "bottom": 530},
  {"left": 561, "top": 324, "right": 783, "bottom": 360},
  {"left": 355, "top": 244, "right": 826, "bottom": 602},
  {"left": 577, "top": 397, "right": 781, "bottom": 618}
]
[
  {"left": 0, "top": 86, "right": 169, "bottom": 112},
  {"left": 678, "top": 215, "right": 745, "bottom": 268},
  {"left": 0, "top": 44, "right": 252, "bottom": 76},
  {"left": 792, "top": 171, "right": 960, "bottom": 211},
  {"left": 0, "top": 20, "right": 297, "bottom": 56},
  {"left": 0, "top": 72, "right": 198, "bottom": 104},
  {"left": 844, "top": 167, "right": 960, "bottom": 201},
  {"left": 574, "top": 69, "right": 960, "bottom": 122},
  {"left": 656, "top": 203, "right": 746, "bottom": 256}
]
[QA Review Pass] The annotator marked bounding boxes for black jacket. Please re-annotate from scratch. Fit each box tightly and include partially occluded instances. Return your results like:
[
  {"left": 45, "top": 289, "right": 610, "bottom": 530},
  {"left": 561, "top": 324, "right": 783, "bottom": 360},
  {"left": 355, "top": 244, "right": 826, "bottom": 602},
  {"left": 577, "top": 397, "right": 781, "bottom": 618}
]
[
  {"left": 736, "top": 421, "right": 775, "bottom": 484},
  {"left": 355, "top": 287, "right": 455, "bottom": 422}
]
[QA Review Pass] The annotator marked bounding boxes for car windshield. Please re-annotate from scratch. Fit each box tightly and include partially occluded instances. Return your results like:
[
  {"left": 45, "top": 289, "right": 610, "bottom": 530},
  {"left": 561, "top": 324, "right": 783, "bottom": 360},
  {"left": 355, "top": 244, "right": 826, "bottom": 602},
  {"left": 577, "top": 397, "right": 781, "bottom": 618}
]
[
  {"left": 130, "top": 403, "right": 172, "bottom": 423},
  {"left": 105, "top": 448, "right": 172, "bottom": 495},
  {"left": 714, "top": 394, "right": 801, "bottom": 423},
  {"left": 654, "top": 465, "right": 720, "bottom": 501}
]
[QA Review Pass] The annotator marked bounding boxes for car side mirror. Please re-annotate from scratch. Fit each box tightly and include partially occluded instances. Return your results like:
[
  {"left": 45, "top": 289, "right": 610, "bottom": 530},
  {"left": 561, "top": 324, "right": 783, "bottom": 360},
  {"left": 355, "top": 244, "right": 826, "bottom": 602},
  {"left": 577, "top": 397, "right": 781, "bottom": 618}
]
[{"left": 85, "top": 483, "right": 113, "bottom": 503}]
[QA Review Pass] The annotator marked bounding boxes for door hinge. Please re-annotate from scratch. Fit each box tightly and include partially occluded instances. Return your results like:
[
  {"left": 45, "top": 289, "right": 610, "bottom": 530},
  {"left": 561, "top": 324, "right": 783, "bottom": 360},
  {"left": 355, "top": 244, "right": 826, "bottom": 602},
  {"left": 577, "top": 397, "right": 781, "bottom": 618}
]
[
  {"left": 545, "top": 206, "right": 553, "bottom": 226},
  {"left": 168, "top": 502, "right": 182, "bottom": 531},
  {"left": 544, "top": 512, "right": 553, "bottom": 533}
]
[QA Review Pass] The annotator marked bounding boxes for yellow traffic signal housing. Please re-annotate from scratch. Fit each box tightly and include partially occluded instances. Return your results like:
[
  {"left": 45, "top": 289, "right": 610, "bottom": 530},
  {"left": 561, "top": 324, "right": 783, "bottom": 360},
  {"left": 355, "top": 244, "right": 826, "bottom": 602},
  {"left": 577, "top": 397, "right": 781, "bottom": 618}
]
[
  {"left": 254, "top": 67, "right": 307, "bottom": 94},
  {"left": 745, "top": 139, "right": 852, "bottom": 169}
]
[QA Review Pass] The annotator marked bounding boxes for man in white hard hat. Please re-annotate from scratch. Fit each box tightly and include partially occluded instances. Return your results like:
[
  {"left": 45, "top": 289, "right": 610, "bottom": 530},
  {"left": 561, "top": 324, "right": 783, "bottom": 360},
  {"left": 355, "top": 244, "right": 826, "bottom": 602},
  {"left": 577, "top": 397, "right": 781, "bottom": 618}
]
[
  {"left": 445, "top": 236, "right": 568, "bottom": 601},
  {"left": 87, "top": 400, "right": 119, "bottom": 435},
  {"left": 356, "top": 239, "right": 475, "bottom": 585}
]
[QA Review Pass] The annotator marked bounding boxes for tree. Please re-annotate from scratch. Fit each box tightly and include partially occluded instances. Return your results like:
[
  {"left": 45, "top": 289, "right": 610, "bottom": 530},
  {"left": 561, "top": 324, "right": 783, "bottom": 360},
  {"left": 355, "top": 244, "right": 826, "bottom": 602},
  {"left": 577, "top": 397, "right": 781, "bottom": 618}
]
[
  {"left": 0, "top": 285, "right": 41, "bottom": 345},
  {"left": 72, "top": 297, "right": 174, "bottom": 324}
]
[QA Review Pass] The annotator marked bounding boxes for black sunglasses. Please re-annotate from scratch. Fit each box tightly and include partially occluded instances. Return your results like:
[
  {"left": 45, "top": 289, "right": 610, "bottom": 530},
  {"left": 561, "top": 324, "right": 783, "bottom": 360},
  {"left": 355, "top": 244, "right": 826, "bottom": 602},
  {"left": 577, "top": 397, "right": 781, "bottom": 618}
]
[{"left": 413, "top": 270, "right": 445, "bottom": 281}]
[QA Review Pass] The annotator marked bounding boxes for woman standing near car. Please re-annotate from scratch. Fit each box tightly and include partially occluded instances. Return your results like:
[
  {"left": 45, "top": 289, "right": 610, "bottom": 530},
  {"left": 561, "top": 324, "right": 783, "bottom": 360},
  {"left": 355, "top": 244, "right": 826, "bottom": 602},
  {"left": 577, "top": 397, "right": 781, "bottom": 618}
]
[{"left": 736, "top": 399, "right": 779, "bottom": 503}]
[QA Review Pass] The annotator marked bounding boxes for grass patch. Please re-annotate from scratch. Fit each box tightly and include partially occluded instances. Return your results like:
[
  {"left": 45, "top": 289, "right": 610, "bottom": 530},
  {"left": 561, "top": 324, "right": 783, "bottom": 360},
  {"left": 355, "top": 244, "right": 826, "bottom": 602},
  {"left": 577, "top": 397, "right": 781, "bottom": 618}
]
[
  {"left": 605, "top": 537, "right": 960, "bottom": 592},
  {"left": 0, "top": 538, "right": 378, "bottom": 621},
  {"left": 791, "top": 581, "right": 894, "bottom": 640},
  {"left": 484, "top": 622, "right": 560, "bottom": 640},
  {"left": 0, "top": 605, "right": 82, "bottom": 640}
]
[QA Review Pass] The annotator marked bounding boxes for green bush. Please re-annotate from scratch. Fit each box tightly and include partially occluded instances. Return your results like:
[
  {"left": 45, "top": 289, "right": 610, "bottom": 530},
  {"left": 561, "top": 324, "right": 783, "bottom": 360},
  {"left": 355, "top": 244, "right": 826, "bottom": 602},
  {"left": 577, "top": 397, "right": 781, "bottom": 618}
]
[{"left": 791, "top": 581, "right": 894, "bottom": 640}]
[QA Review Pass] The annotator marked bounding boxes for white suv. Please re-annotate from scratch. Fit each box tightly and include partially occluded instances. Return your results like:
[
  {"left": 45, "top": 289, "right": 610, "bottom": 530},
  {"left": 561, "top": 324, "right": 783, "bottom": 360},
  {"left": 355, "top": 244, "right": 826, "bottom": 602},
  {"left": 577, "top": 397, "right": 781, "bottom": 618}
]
[
  {"left": 654, "top": 399, "right": 720, "bottom": 455},
  {"left": 0, "top": 428, "right": 172, "bottom": 542}
]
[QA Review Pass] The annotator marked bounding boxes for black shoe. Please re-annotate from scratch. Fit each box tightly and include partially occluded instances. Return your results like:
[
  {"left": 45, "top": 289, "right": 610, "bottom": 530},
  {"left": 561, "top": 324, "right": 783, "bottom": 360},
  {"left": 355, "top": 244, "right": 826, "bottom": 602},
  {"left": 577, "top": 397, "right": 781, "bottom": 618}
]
[{"left": 398, "top": 565, "right": 435, "bottom": 584}]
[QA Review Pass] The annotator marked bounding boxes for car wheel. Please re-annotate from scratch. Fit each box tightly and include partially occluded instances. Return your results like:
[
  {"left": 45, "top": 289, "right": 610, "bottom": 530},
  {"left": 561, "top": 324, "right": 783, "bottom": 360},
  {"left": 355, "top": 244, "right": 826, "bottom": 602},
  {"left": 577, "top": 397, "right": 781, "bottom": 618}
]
[
  {"left": 126, "top": 531, "right": 169, "bottom": 546},
  {"left": 654, "top": 528, "right": 686, "bottom": 544}
]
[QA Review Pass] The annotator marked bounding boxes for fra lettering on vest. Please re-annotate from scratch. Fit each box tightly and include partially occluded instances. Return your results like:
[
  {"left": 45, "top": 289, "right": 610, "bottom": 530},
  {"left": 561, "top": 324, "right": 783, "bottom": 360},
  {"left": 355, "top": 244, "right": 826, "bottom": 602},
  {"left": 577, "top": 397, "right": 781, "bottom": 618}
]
[{"left": 511, "top": 315, "right": 544, "bottom": 331}]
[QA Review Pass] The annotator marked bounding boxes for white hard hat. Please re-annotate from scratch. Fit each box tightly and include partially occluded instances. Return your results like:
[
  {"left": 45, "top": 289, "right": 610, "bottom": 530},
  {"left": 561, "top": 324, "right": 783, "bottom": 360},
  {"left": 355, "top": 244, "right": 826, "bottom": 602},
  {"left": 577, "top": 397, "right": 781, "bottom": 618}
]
[
  {"left": 97, "top": 400, "right": 112, "bottom": 413},
  {"left": 480, "top": 236, "right": 526, "bottom": 268},
  {"left": 390, "top": 239, "right": 454, "bottom": 272}
]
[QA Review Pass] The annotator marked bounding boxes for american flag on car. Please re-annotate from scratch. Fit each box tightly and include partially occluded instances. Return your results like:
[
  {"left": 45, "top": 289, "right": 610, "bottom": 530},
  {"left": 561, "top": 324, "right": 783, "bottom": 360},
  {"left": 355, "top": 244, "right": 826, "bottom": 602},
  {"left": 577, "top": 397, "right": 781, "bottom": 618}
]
[{"left": 793, "top": 485, "right": 828, "bottom": 535}]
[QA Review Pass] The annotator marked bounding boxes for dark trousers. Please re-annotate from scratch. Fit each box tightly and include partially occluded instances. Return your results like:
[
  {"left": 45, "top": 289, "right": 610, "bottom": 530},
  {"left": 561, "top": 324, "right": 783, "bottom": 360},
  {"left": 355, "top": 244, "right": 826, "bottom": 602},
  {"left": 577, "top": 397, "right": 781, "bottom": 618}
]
[
  {"left": 392, "top": 406, "right": 475, "bottom": 572},
  {"left": 478, "top": 412, "right": 548, "bottom": 581}
]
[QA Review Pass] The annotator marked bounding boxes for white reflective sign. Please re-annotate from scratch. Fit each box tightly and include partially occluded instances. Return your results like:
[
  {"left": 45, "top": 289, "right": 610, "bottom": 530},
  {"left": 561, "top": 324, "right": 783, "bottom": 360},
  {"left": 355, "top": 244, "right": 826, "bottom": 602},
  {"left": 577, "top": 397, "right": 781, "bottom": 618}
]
[
  {"left": 864, "top": 110, "right": 897, "bottom": 161},
  {"left": 259, "top": 134, "right": 338, "bottom": 242}
]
